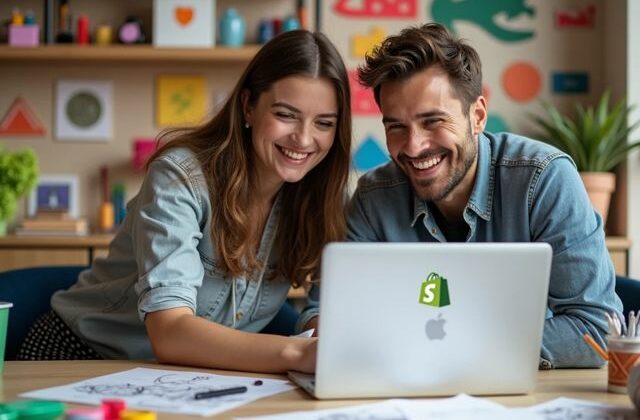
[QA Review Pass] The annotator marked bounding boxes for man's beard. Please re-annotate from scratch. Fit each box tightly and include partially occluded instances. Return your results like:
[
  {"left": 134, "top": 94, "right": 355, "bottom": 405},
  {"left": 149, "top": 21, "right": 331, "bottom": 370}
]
[{"left": 401, "top": 124, "right": 477, "bottom": 202}]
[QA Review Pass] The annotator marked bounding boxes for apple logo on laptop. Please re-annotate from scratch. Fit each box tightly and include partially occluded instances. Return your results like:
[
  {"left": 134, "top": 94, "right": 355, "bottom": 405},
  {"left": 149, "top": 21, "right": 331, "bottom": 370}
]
[{"left": 425, "top": 313, "right": 446, "bottom": 340}]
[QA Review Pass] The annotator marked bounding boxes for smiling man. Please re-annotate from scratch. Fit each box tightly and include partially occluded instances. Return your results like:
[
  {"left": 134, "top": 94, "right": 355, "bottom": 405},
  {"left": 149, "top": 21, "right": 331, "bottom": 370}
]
[{"left": 347, "top": 23, "right": 622, "bottom": 368}]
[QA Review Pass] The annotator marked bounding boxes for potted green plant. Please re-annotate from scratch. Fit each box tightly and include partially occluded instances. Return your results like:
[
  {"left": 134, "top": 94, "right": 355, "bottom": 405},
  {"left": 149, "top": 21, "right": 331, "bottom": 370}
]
[
  {"left": 533, "top": 92, "right": 640, "bottom": 224},
  {"left": 0, "top": 147, "right": 39, "bottom": 236}
]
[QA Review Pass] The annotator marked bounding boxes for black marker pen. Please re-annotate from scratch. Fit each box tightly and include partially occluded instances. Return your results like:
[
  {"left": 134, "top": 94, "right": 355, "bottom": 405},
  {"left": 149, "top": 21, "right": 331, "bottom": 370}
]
[{"left": 194, "top": 386, "right": 248, "bottom": 400}]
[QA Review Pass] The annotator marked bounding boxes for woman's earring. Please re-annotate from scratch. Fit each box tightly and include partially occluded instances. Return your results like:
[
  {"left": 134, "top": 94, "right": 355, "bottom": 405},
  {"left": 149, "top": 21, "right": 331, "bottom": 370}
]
[{"left": 244, "top": 122, "right": 250, "bottom": 129}]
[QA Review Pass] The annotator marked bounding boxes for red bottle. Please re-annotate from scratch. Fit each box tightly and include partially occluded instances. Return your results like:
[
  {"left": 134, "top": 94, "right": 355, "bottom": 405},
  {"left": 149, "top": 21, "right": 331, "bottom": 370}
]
[{"left": 77, "top": 15, "right": 89, "bottom": 45}]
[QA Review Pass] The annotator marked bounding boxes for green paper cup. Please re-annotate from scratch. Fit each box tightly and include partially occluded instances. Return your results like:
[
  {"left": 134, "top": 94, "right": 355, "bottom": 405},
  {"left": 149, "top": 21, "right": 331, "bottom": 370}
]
[{"left": 0, "top": 302, "right": 13, "bottom": 373}]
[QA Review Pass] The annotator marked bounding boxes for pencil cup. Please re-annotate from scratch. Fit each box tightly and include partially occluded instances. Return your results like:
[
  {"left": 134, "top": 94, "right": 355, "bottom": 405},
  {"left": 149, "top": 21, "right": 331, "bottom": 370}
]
[
  {"left": 629, "top": 363, "right": 640, "bottom": 413},
  {"left": 606, "top": 335, "right": 640, "bottom": 393},
  {"left": 0, "top": 302, "right": 13, "bottom": 373}
]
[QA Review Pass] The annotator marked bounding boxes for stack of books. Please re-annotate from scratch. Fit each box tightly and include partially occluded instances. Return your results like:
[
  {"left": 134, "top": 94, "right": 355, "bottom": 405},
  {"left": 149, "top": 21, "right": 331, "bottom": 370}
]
[{"left": 16, "top": 210, "right": 88, "bottom": 236}]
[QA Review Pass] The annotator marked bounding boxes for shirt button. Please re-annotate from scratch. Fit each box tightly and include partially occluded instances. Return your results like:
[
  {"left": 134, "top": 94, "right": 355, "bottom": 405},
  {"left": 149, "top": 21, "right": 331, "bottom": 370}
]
[
  {"left": 235, "top": 312, "right": 243, "bottom": 321},
  {"left": 431, "top": 228, "right": 437, "bottom": 235}
]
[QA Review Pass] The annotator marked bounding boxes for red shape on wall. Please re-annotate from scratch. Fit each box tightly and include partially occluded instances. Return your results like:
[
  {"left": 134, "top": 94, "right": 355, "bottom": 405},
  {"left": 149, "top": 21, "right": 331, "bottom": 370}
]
[
  {"left": 555, "top": 5, "right": 596, "bottom": 28},
  {"left": 334, "top": 0, "right": 417, "bottom": 18},
  {"left": 349, "top": 70, "right": 380, "bottom": 115},
  {"left": 0, "top": 97, "right": 46, "bottom": 136}
]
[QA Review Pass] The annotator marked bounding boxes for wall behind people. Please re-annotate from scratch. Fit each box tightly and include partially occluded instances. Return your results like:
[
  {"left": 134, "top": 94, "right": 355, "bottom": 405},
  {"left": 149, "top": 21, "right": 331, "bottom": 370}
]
[{"left": 0, "top": 0, "right": 314, "bottom": 231}]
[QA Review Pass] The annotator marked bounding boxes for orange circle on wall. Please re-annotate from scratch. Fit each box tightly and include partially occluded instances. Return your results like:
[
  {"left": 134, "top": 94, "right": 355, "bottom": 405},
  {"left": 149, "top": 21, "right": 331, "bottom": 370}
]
[{"left": 502, "top": 62, "right": 541, "bottom": 102}]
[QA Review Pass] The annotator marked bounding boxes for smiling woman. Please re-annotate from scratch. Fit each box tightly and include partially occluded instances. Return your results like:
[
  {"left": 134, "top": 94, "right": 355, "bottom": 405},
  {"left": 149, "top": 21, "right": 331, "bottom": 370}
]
[{"left": 17, "top": 30, "right": 352, "bottom": 374}]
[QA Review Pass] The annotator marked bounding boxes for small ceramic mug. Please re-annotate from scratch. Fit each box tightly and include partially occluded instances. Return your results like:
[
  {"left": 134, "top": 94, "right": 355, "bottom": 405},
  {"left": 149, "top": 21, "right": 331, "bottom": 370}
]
[{"left": 607, "top": 335, "right": 640, "bottom": 393}]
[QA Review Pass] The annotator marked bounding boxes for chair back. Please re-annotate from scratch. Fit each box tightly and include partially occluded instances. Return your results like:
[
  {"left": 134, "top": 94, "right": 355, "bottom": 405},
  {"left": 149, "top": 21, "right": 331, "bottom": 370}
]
[
  {"left": 0, "top": 266, "right": 85, "bottom": 360},
  {"left": 615, "top": 275, "right": 640, "bottom": 319}
]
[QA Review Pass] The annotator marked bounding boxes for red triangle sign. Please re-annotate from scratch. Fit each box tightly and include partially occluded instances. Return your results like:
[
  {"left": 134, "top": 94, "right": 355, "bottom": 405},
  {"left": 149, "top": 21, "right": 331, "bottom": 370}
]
[{"left": 0, "top": 97, "right": 46, "bottom": 136}]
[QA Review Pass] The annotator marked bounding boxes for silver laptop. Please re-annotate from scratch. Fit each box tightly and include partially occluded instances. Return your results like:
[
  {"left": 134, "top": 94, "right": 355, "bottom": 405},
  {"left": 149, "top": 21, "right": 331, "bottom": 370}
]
[{"left": 289, "top": 242, "right": 552, "bottom": 399}]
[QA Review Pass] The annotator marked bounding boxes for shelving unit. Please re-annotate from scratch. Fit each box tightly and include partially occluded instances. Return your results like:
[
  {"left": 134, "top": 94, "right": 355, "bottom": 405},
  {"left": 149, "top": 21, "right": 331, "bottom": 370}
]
[{"left": 0, "top": 45, "right": 262, "bottom": 63}]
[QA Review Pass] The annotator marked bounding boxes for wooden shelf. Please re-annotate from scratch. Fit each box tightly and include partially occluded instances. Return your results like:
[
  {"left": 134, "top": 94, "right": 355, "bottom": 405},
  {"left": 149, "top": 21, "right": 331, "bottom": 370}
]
[{"left": 0, "top": 44, "right": 262, "bottom": 64}]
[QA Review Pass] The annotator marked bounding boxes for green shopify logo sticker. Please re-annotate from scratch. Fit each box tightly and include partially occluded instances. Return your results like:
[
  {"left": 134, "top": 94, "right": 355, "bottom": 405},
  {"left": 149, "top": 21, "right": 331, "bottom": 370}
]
[{"left": 419, "top": 272, "right": 451, "bottom": 307}]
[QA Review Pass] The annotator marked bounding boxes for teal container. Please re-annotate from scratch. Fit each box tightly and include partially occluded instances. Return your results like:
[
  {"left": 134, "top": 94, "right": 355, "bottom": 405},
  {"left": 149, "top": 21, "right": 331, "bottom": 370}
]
[
  {"left": 219, "top": 8, "right": 246, "bottom": 47},
  {"left": 0, "top": 302, "right": 13, "bottom": 374},
  {"left": 0, "top": 405, "right": 19, "bottom": 420},
  {"left": 3, "top": 401, "right": 65, "bottom": 420}
]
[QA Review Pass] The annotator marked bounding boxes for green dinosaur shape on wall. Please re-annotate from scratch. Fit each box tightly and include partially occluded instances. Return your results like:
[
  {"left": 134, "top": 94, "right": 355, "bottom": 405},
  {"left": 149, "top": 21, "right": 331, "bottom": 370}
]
[{"left": 431, "top": 0, "right": 535, "bottom": 42}]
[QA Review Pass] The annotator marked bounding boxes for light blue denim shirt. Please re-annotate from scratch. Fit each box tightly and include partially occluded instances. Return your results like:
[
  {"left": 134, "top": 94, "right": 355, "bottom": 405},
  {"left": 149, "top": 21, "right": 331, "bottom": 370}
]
[
  {"left": 299, "top": 132, "right": 622, "bottom": 368},
  {"left": 52, "top": 147, "right": 292, "bottom": 359}
]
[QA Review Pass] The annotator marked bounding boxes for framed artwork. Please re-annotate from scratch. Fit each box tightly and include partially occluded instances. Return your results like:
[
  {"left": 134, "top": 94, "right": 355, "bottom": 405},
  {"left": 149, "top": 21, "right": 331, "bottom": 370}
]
[
  {"left": 153, "top": 0, "right": 215, "bottom": 47},
  {"left": 28, "top": 175, "right": 80, "bottom": 218},
  {"left": 156, "top": 75, "right": 207, "bottom": 126},
  {"left": 56, "top": 80, "right": 113, "bottom": 141}
]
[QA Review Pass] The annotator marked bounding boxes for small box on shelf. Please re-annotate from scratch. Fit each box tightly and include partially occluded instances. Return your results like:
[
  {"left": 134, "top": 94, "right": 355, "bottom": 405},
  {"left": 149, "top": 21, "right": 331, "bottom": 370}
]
[{"left": 8, "top": 25, "right": 39, "bottom": 47}]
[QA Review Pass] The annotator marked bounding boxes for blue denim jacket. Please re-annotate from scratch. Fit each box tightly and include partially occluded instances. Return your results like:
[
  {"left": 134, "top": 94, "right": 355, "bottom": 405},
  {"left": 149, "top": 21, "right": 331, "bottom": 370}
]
[
  {"left": 300, "top": 132, "right": 622, "bottom": 368},
  {"left": 52, "top": 147, "right": 291, "bottom": 359}
]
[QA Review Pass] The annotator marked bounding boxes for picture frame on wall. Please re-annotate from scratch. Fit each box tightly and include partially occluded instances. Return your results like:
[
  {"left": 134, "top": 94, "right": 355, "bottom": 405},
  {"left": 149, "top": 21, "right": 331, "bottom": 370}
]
[
  {"left": 55, "top": 80, "right": 113, "bottom": 141},
  {"left": 153, "top": 0, "right": 216, "bottom": 48},
  {"left": 28, "top": 175, "right": 80, "bottom": 218}
]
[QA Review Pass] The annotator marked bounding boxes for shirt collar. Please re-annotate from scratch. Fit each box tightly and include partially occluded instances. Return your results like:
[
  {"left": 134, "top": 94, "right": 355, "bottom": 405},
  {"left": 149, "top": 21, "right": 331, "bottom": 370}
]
[{"left": 410, "top": 132, "right": 494, "bottom": 225}]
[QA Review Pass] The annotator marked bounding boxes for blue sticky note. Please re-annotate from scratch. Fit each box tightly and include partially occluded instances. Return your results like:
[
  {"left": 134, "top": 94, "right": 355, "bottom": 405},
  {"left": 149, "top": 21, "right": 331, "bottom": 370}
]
[
  {"left": 353, "top": 136, "right": 389, "bottom": 171},
  {"left": 552, "top": 72, "right": 589, "bottom": 94}
]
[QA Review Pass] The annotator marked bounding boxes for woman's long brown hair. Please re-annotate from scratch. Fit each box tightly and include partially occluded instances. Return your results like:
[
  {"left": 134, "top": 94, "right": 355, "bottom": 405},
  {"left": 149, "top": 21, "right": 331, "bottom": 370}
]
[{"left": 148, "top": 30, "right": 352, "bottom": 287}]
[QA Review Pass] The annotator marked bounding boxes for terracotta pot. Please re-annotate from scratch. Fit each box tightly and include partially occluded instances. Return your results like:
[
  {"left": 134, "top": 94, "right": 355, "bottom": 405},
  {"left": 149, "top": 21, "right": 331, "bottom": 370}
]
[{"left": 580, "top": 172, "right": 616, "bottom": 224}]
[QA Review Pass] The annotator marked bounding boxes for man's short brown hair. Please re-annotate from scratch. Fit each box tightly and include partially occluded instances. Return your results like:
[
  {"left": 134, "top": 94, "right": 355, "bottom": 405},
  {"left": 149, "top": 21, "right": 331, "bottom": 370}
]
[{"left": 358, "top": 23, "right": 482, "bottom": 113}]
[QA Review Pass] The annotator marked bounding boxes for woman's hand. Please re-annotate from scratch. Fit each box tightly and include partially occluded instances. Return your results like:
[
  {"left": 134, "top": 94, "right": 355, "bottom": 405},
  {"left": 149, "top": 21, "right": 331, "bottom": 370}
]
[{"left": 282, "top": 337, "right": 317, "bottom": 373}]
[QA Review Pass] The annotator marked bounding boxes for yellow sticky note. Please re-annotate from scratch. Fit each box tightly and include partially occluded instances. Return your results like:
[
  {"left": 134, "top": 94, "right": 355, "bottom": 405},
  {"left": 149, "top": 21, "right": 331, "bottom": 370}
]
[
  {"left": 156, "top": 75, "right": 207, "bottom": 127},
  {"left": 351, "top": 26, "right": 386, "bottom": 59}
]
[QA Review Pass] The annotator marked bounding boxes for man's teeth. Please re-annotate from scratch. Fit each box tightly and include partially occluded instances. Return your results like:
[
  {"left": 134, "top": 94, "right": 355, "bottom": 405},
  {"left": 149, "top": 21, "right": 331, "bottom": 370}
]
[
  {"left": 281, "top": 147, "right": 309, "bottom": 160},
  {"left": 412, "top": 155, "right": 443, "bottom": 170}
]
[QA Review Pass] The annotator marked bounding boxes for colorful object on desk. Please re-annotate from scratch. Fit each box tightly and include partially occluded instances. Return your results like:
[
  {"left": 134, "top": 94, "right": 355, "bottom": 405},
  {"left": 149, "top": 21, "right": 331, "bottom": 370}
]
[
  {"left": 0, "top": 97, "right": 46, "bottom": 136},
  {"left": 0, "top": 302, "right": 12, "bottom": 373},
  {"left": 65, "top": 407, "right": 103, "bottom": 420},
  {"left": 629, "top": 364, "right": 640, "bottom": 413},
  {"left": 598, "top": 310, "right": 640, "bottom": 394},
  {"left": 99, "top": 166, "right": 115, "bottom": 233},
  {"left": 582, "top": 333, "right": 608, "bottom": 361},
  {"left": 119, "top": 410, "right": 156, "bottom": 420},
  {"left": 101, "top": 399, "right": 126, "bottom": 420},
  {"left": 194, "top": 386, "right": 248, "bottom": 400},
  {"left": 2, "top": 400, "right": 65, "bottom": 420},
  {"left": 606, "top": 334, "right": 640, "bottom": 394},
  {"left": 219, "top": 8, "right": 246, "bottom": 47}
]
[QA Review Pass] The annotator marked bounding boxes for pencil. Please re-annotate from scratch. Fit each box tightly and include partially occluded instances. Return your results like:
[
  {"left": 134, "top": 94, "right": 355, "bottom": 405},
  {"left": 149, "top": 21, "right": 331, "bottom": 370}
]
[{"left": 583, "top": 333, "right": 609, "bottom": 361}]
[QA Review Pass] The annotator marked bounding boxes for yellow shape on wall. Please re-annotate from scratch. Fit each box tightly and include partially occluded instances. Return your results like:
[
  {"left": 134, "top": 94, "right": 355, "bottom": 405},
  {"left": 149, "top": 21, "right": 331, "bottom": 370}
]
[
  {"left": 351, "top": 26, "right": 386, "bottom": 59},
  {"left": 156, "top": 75, "right": 207, "bottom": 127}
]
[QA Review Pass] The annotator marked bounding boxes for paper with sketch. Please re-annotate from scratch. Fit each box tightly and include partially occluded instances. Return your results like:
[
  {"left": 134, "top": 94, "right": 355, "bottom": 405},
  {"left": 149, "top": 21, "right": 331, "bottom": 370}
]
[
  {"left": 21, "top": 367, "right": 294, "bottom": 417},
  {"left": 511, "top": 397, "right": 638, "bottom": 419},
  {"left": 396, "top": 394, "right": 534, "bottom": 420},
  {"left": 237, "top": 394, "right": 517, "bottom": 420}
]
